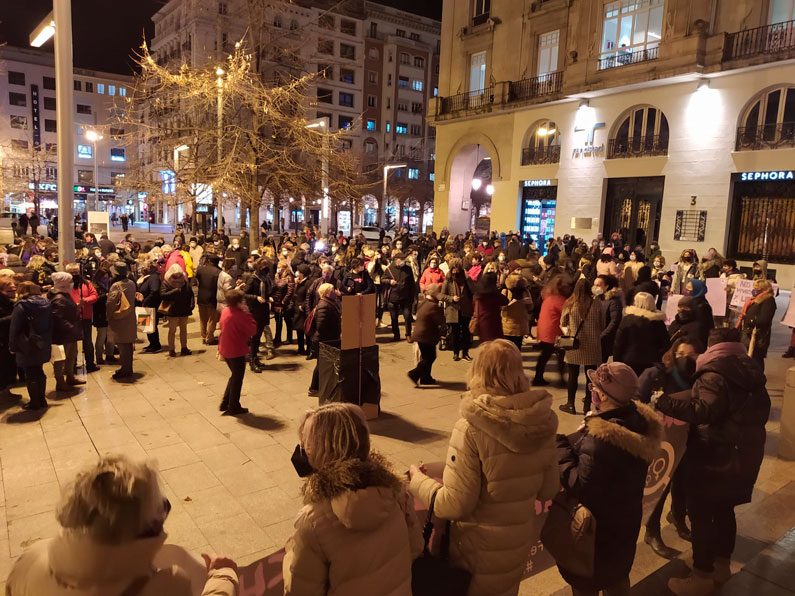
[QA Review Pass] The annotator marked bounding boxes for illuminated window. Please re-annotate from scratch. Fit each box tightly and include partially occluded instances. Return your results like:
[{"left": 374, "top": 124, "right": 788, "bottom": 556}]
[
  {"left": 97, "top": 83, "right": 105, "bottom": 94},
  {"left": 412, "top": 80, "right": 423, "bottom": 92},
  {"left": 396, "top": 122, "right": 407, "bottom": 134},
  {"left": 77, "top": 144, "right": 93, "bottom": 159},
  {"left": 601, "top": 0, "right": 663, "bottom": 62},
  {"left": 111, "top": 147, "right": 126, "bottom": 162},
  {"left": 408, "top": 168, "right": 419, "bottom": 179},
  {"left": 366, "top": 119, "right": 376, "bottom": 131},
  {"left": 108, "top": 85, "right": 116, "bottom": 96}
]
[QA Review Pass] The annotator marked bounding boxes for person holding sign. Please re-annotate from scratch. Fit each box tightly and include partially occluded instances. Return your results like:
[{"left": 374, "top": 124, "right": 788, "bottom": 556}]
[{"left": 737, "top": 279, "right": 777, "bottom": 371}]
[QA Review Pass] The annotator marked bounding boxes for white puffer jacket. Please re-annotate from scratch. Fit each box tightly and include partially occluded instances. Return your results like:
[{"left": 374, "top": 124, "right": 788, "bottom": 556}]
[{"left": 409, "top": 388, "right": 559, "bottom": 596}]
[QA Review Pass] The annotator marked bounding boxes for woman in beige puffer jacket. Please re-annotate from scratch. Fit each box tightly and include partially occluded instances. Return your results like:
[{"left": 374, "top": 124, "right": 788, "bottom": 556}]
[
  {"left": 283, "top": 403, "right": 424, "bottom": 596},
  {"left": 409, "top": 339, "right": 559, "bottom": 596}
]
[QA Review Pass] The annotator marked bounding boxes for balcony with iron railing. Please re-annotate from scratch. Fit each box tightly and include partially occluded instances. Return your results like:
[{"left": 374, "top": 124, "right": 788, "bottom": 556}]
[
  {"left": 607, "top": 136, "right": 668, "bottom": 159},
  {"left": 521, "top": 144, "right": 561, "bottom": 165},
  {"left": 735, "top": 122, "right": 795, "bottom": 151},
  {"left": 724, "top": 19, "right": 795, "bottom": 61},
  {"left": 598, "top": 46, "right": 659, "bottom": 71},
  {"left": 508, "top": 71, "right": 563, "bottom": 103},
  {"left": 438, "top": 86, "right": 494, "bottom": 115}
]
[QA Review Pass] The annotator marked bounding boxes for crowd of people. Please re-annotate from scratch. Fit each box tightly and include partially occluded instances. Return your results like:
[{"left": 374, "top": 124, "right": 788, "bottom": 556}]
[{"left": 0, "top": 220, "right": 782, "bottom": 596}]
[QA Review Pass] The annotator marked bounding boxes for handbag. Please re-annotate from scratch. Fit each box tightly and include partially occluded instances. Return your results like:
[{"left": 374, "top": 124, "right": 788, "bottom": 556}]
[
  {"left": 157, "top": 301, "right": 173, "bottom": 316},
  {"left": 555, "top": 298, "right": 594, "bottom": 351},
  {"left": 304, "top": 306, "right": 317, "bottom": 335},
  {"left": 540, "top": 489, "right": 596, "bottom": 578},
  {"left": 411, "top": 490, "right": 471, "bottom": 596},
  {"left": 468, "top": 298, "right": 479, "bottom": 337}
]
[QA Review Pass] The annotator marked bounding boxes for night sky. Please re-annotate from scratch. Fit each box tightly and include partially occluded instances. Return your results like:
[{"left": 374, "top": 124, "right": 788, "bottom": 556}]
[{"left": 0, "top": 0, "right": 442, "bottom": 75}]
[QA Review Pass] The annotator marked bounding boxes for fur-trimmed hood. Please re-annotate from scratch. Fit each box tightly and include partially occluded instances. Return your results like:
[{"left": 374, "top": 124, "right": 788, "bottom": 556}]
[
  {"left": 302, "top": 453, "right": 406, "bottom": 531},
  {"left": 623, "top": 305, "right": 666, "bottom": 321},
  {"left": 461, "top": 388, "right": 558, "bottom": 453},
  {"left": 603, "top": 287, "right": 622, "bottom": 302},
  {"left": 585, "top": 401, "right": 662, "bottom": 463}
]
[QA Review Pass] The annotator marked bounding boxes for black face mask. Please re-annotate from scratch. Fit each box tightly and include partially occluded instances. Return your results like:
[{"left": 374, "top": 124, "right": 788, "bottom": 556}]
[
  {"left": 291, "top": 444, "right": 314, "bottom": 478},
  {"left": 674, "top": 357, "right": 696, "bottom": 381}
]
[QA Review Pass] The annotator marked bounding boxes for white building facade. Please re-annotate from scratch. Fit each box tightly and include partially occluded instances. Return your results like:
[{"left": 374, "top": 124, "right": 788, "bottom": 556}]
[{"left": 0, "top": 46, "right": 134, "bottom": 220}]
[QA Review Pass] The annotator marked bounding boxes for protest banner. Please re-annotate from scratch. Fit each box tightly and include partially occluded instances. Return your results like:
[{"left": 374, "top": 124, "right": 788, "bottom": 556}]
[
  {"left": 705, "top": 277, "right": 727, "bottom": 315},
  {"left": 781, "top": 290, "right": 795, "bottom": 328},
  {"left": 665, "top": 294, "right": 682, "bottom": 325},
  {"left": 641, "top": 411, "right": 689, "bottom": 524}
]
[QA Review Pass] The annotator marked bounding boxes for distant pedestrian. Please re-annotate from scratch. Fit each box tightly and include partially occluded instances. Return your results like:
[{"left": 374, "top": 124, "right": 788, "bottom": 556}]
[
  {"left": 407, "top": 283, "right": 445, "bottom": 386},
  {"left": 218, "top": 289, "right": 256, "bottom": 415}
]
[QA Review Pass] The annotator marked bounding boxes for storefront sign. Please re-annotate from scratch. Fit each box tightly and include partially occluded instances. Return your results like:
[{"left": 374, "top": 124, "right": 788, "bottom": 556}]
[
  {"left": 523, "top": 179, "right": 555, "bottom": 187},
  {"left": 30, "top": 84, "right": 41, "bottom": 150},
  {"left": 29, "top": 182, "right": 115, "bottom": 194},
  {"left": 739, "top": 170, "right": 794, "bottom": 181},
  {"left": 572, "top": 144, "right": 605, "bottom": 157}
]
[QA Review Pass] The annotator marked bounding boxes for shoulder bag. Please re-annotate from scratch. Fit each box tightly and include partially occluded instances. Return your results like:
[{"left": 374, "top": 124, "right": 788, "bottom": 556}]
[
  {"left": 468, "top": 297, "right": 479, "bottom": 337},
  {"left": 411, "top": 490, "right": 471, "bottom": 596},
  {"left": 555, "top": 298, "right": 594, "bottom": 351},
  {"left": 540, "top": 489, "right": 596, "bottom": 578}
]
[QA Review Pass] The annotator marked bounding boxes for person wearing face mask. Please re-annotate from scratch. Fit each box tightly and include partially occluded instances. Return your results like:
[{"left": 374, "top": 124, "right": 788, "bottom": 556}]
[
  {"left": 593, "top": 274, "right": 622, "bottom": 363},
  {"left": 196, "top": 255, "right": 222, "bottom": 345},
  {"left": 555, "top": 362, "right": 662, "bottom": 596},
  {"left": 595, "top": 247, "right": 617, "bottom": 277},
  {"left": 500, "top": 264, "right": 533, "bottom": 352},
  {"left": 467, "top": 252, "right": 484, "bottom": 281},
  {"left": 224, "top": 239, "right": 245, "bottom": 274},
  {"left": 650, "top": 255, "right": 670, "bottom": 308},
  {"left": 697, "top": 247, "right": 723, "bottom": 280},
  {"left": 646, "top": 240, "right": 661, "bottom": 262},
  {"left": 683, "top": 279, "right": 714, "bottom": 348},
  {"left": 476, "top": 239, "right": 494, "bottom": 257},
  {"left": 418, "top": 255, "right": 445, "bottom": 291},
  {"left": 292, "top": 264, "right": 312, "bottom": 355},
  {"left": 440, "top": 258, "right": 475, "bottom": 361},
  {"left": 751, "top": 259, "right": 772, "bottom": 281},
  {"left": 737, "top": 278, "right": 776, "bottom": 371},
  {"left": 341, "top": 258, "right": 374, "bottom": 296},
  {"left": 635, "top": 339, "right": 700, "bottom": 558},
  {"left": 306, "top": 283, "right": 341, "bottom": 397},
  {"left": 613, "top": 292, "right": 670, "bottom": 378},
  {"left": 65, "top": 263, "right": 99, "bottom": 374},
  {"left": 284, "top": 403, "right": 423, "bottom": 595},
  {"left": 671, "top": 250, "right": 699, "bottom": 295},
  {"left": 188, "top": 236, "right": 204, "bottom": 270},
  {"left": 654, "top": 328, "right": 770, "bottom": 594},
  {"left": 241, "top": 257, "right": 275, "bottom": 371},
  {"left": 625, "top": 265, "right": 659, "bottom": 308},
  {"left": 272, "top": 259, "right": 296, "bottom": 348},
  {"left": 381, "top": 252, "right": 416, "bottom": 341}
]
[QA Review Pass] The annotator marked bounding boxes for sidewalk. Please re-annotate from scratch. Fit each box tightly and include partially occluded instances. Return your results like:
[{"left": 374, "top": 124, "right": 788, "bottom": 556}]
[{"left": 0, "top": 295, "right": 792, "bottom": 594}]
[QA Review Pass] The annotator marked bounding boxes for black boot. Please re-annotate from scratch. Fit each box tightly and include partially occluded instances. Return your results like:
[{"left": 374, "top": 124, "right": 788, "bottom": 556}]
[
  {"left": 249, "top": 358, "right": 263, "bottom": 373},
  {"left": 783, "top": 346, "right": 795, "bottom": 358},
  {"left": 667, "top": 511, "right": 692, "bottom": 542},
  {"left": 644, "top": 528, "right": 681, "bottom": 559},
  {"left": 559, "top": 402, "right": 577, "bottom": 415}
]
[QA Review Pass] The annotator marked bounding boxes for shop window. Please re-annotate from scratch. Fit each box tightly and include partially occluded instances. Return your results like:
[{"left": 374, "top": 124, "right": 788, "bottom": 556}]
[
  {"left": 737, "top": 86, "right": 795, "bottom": 150},
  {"left": 608, "top": 106, "right": 669, "bottom": 158},
  {"left": 10, "top": 115, "right": 27, "bottom": 130},
  {"left": 730, "top": 189, "right": 795, "bottom": 264},
  {"left": 600, "top": 0, "right": 663, "bottom": 69},
  {"left": 8, "top": 71, "right": 25, "bottom": 86},
  {"left": 522, "top": 120, "right": 561, "bottom": 165}
]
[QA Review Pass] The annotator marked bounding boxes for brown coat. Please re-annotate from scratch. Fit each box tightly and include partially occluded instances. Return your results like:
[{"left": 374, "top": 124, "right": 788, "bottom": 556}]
[
  {"left": 561, "top": 297, "right": 604, "bottom": 366},
  {"left": 106, "top": 279, "right": 137, "bottom": 344},
  {"left": 411, "top": 296, "right": 445, "bottom": 344},
  {"left": 500, "top": 273, "right": 532, "bottom": 337},
  {"left": 410, "top": 389, "right": 559, "bottom": 596},
  {"left": 284, "top": 454, "right": 424, "bottom": 596}
]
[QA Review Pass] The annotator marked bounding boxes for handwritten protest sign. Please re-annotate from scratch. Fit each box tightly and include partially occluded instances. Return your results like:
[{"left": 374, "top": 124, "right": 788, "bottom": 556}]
[
  {"left": 781, "top": 290, "right": 795, "bottom": 328},
  {"left": 705, "top": 278, "right": 727, "bottom": 316},
  {"left": 665, "top": 294, "right": 682, "bottom": 325},
  {"left": 731, "top": 279, "right": 754, "bottom": 308}
]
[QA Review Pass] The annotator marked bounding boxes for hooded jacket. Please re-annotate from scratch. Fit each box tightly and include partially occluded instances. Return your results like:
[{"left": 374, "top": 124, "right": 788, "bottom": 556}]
[
  {"left": 9, "top": 295, "right": 53, "bottom": 367},
  {"left": 655, "top": 346, "right": 770, "bottom": 506},
  {"left": 6, "top": 529, "right": 236, "bottom": 596},
  {"left": 556, "top": 401, "right": 662, "bottom": 590},
  {"left": 160, "top": 268, "right": 194, "bottom": 317},
  {"left": 283, "top": 454, "right": 423, "bottom": 596},
  {"left": 48, "top": 289, "right": 83, "bottom": 345},
  {"left": 612, "top": 306, "right": 670, "bottom": 370},
  {"left": 410, "top": 389, "right": 559, "bottom": 596},
  {"left": 500, "top": 273, "right": 532, "bottom": 337}
]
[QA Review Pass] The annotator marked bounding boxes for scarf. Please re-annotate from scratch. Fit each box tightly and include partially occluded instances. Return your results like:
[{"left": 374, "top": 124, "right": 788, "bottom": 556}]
[
  {"left": 736, "top": 290, "right": 772, "bottom": 328},
  {"left": 696, "top": 341, "right": 748, "bottom": 372}
]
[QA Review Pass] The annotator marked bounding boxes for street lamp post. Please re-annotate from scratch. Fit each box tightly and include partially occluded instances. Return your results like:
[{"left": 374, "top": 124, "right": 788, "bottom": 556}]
[
  {"left": 30, "top": 0, "right": 74, "bottom": 264},
  {"left": 382, "top": 163, "right": 407, "bottom": 230},
  {"left": 173, "top": 144, "right": 189, "bottom": 233},
  {"left": 305, "top": 117, "right": 329, "bottom": 235},
  {"left": 85, "top": 130, "right": 102, "bottom": 212}
]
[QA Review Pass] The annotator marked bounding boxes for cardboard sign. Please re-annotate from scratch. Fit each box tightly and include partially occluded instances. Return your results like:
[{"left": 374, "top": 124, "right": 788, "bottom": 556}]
[
  {"left": 665, "top": 294, "right": 682, "bottom": 325},
  {"left": 136, "top": 307, "right": 155, "bottom": 334},
  {"left": 705, "top": 277, "right": 727, "bottom": 315},
  {"left": 731, "top": 278, "right": 780, "bottom": 309},
  {"left": 341, "top": 293, "right": 376, "bottom": 350},
  {"left": 781, "top": 290, "right": 795, "bottom": 328}
]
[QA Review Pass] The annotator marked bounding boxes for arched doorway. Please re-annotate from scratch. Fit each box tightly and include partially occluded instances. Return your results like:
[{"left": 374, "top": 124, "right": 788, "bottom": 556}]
[
  {"left": 422, "top": 201, "right": 434, "bottom": 231},
  {"left": 402, "top": 199, "right": 421, "bottom": 232},
  {"left": 446, "top": 141, "right": 498, "bottom": 234}
]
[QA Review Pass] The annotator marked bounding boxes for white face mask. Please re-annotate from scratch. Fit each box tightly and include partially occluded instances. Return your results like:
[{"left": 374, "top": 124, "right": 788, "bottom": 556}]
[
  {"left": 629, "top": 254, "right": 637, "bottom": 261},
  {"left": 430, "top": 263, "right": 438, "bottom": 269},
  {"left": 498, "top": 255, "right": 505, "bottom": 262},
  {"left": 190, "top": 242, "right": 197, "bottom": 248},
  {"left": 591, "top": 285, "right": 604, "bottom": 296},
  {"left": 653, "top": 261, "right": 661, "bottom": 268}
]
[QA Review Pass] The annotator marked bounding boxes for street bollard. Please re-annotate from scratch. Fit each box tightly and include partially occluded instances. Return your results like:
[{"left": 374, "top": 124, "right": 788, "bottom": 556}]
[{"left": 780, "top": 366, "right": 795, "bottom": 460}]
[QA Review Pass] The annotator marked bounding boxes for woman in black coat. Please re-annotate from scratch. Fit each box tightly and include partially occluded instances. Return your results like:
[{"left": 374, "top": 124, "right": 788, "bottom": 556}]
[
  {"left": 593, "top": 274, "right": 622, "bottom": 363},
  {"left": 625, "top": 265, "right": 659, "bottom": 307},
  {"left": 160, "top": 265, "right": 194, "bottom": 357},
  {"left": 9, "top": 282, "right": 53, "bottom": 410},
  {"left": 291, "top": 264, "right": 311, "bottom": 355},
  {"left": 556, "top": 362, "right": 662, "bottom": 595},
  {"left": 0, "top": 277, "right": 19, "bottom": 399},
  {"left": 738, "top": 279, "right": 777, "bottom": 371},
  {"left": 613, "top": 292, "right": 670, "bottom": 377},
  {"left": 307, "top": 283, "right": 341, "bottom": 397},
  {"left": 49, "top": 272, "right": 84, "bottom": 390},
  {"left": 242, "top": 257, "right": 274, "bottom": 371},
  {"left": 137, "top": 260, "right": 162, "bottom": 353}
]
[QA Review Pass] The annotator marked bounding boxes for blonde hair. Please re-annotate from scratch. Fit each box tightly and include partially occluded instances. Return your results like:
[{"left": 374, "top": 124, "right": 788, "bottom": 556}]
[
  {"left": 466, "top": 339, "right": 530, "bottom": 395},
  {"left": 753, "top": 278, "right": 772, "bottom": 292},
  {"left": 57, "top": 455, "right": 168, "bottom": 545},
  {"left": 299, "top": 403, "right": 370, "bottom": 469},
  {"left": 27, "top": 255, "right": 46, "bottom": 270},
  {"left": 317, "top": 282, "right": 335, "bottom": 299}
]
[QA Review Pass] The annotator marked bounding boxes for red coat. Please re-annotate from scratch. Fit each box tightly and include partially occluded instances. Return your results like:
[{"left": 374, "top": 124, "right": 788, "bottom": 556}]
[
  {"left": 69, "top": 282, "right": 99, "bottom": 320},
  {"left": 419, "top": 267, "right": 445, "bottom": 291},
  {"left": 537, "top": 294, "right": 566, "bottom": 344},
  {"left": 218, "top": 305, "right": 257, "bottom": 359},
  {"left": 473, "top": 292, "right": 509, "bottom": 342}
]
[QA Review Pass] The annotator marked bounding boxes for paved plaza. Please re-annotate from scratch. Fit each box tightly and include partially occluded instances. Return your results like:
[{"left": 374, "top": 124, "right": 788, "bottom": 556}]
[{"left": 0, "top": 288, "right": 793, "bottom": 594}]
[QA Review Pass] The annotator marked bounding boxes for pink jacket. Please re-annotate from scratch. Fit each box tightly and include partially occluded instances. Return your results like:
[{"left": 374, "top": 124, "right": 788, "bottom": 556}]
[
  {"left": 69, "top": 282, "right": 99, "bottom": 320},
  {"left": 419, "top": 267, "right": 445, "bottom": 291},
  {"left": 166, "top": 251, "right": 187, "bottom": 277},
  {"left": 218, "top": 305, "right": 257, "bottom": 359}
]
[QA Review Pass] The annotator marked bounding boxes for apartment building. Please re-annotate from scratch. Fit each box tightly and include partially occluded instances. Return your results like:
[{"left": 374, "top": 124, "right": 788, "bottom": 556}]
[
  {"left": 149, "top": 0, "right": 440, "bottom": 232},
  {"left": 431, "top": 0, "right": 795, "bottom": 286},
  {"left": 0, "top": 46, "right": 134, "bottom": 219}
]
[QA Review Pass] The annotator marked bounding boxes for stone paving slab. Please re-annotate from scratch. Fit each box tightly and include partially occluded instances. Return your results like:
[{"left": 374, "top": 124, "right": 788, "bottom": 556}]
[{"left": 0, "top": 298, "right": 793, "bottom": 594}]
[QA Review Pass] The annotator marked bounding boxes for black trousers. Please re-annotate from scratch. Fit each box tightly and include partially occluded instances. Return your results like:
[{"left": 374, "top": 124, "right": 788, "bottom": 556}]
[
  {"left": 147, "top": 310, "right": 161, "bottom": 349},
  {"left": 274, "top": 310, "right": 293, "bottom": 344},
  {"left": 534, "top": 341, "right": 555, "bottom": 380},
  {"left": 250, "top": 314, "right": 267, "bottom": 359},
  {"left": 117, "top": 343, "right": 134, "bottom": 376},
  {"left": 410, "top": 342, "right": 436, "bottom": 382},
  {"left": 688, "top": 494, "right": 737, "bottom": 573},
  {"left": 295, "top": 329, "right": 306, "bottom": 353},
  {"left": 646, "top": 457, "right": 687, "bottom": 532},
  {"left": 81, "top": 319, "right": 95, "bottom": 367},
  {"left": 567, "top": 363, "right": 597, "bottom": 408},
  {"left": 222, "top": 356, "right": 246, "bottom": 409},
  {"left": 506, "top": 335, "right": 523, "bottom": 351},
  {"left": 388, "top": 301, "right": 412, "bottom": 339},
  {"left": 309, "top": 340, "right": 320, "bottom": 390},
  {"left": 448, "top": 313, "right": 472, "bottom": 356},
  {"left": 23, "top": 365, "right": 46, "bottom": 406}
]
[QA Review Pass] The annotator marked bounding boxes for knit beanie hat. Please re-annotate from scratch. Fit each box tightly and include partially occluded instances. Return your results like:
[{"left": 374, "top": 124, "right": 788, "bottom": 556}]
[{"left": 51, "top": 271, "right": 73, "bottom": 293}]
